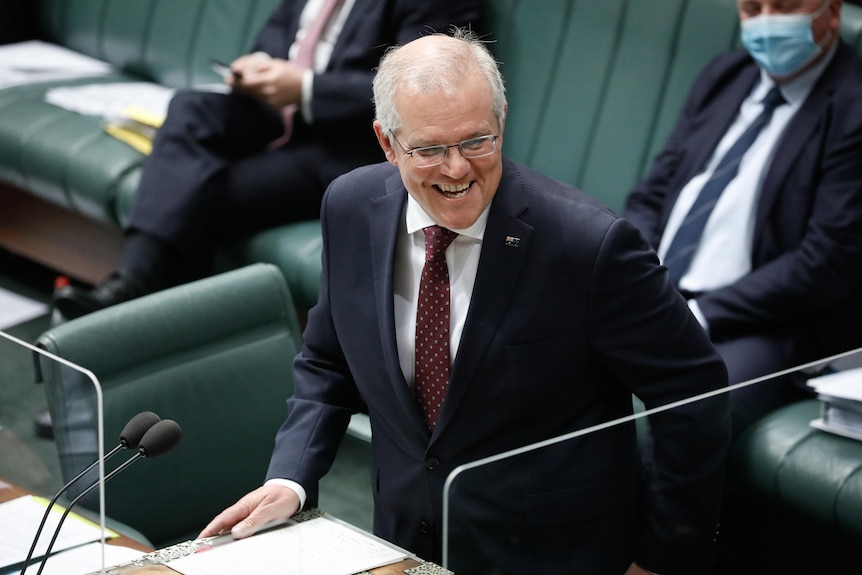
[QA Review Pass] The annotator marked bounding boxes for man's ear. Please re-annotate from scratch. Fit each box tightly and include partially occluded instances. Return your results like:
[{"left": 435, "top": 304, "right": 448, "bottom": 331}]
[{"left": 373, "top": 121, "right": 398, "bottom": 166}]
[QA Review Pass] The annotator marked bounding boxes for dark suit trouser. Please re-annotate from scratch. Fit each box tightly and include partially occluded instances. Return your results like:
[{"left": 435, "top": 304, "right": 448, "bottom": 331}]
[
  {"left": 715, "top": 333, "right": 813, "bottom": 439},
  {"left": 126, "top": 90, "right": 330, "bottom": 279}
]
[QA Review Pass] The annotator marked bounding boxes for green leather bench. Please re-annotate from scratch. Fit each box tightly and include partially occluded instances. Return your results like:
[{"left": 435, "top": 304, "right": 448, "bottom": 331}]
[{"left": 730, "top": 398, "right": 862, "bottom": 538}]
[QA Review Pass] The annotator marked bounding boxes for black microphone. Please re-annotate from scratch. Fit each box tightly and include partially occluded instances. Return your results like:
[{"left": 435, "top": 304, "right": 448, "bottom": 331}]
[
  {"left": 33, "top": 418, "right": 183, "bottom": 575},
  {"left": 20, "top": 411, "right": 161, "bottom": 575}
]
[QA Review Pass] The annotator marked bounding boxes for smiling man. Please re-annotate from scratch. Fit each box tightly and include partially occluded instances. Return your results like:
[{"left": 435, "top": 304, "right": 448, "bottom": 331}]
[{"left": 200, "top": 30, "right": 730, "bottom": 575}]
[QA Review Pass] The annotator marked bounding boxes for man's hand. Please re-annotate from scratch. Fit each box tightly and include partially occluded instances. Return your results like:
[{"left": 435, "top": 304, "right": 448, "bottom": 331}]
[
  {"left": 198, "top": 484, "right": 301, "bottom": 539},
  {"left": 227, "top": 53, "right": 304, "bottom": 108}
]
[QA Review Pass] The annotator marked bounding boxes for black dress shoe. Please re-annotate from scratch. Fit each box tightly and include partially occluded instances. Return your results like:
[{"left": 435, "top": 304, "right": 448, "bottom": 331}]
[{"left": 53, "top": 271, "right": 152, "bottom": 319}]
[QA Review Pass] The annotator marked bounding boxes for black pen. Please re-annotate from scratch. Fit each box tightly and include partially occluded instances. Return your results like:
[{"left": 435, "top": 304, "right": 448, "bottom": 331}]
[{"left": 209, "top": 59, "right": 242, "bottom": 79}]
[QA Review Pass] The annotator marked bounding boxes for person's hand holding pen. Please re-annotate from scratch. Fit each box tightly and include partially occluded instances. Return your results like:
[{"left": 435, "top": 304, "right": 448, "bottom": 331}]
[{"left": 220, "top": 52, "right": 304, "bottom": 109}]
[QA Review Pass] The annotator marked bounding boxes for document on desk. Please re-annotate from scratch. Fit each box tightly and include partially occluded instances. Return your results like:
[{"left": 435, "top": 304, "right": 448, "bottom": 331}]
[
  {"left": 0, "top": 40, "right": 112, "bottom": 90},
  {"left": 168, "top": 516, "right": 408, "bottom": 575},
  {"left": 0, "top": 495, "right": 114, "bottom": 571}
]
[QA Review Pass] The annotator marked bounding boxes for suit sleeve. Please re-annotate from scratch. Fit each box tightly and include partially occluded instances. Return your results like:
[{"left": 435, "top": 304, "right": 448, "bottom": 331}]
[
  {"left": 265, "top": 183, "right": 364, "bottom": 507},
  {"left": 588, "top": 218, "right": 731, "bottom": 574}
]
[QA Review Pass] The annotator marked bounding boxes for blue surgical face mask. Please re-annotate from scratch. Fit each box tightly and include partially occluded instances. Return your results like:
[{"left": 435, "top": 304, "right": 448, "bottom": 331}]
[{"left": 740, "top": 0, "right": 831, "bottom": 78}]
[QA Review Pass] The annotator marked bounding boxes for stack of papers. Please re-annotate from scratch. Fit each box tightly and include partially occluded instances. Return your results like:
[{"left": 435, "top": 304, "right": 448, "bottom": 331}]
[
  {"left": 808, "top": 367, "right": 862, "bottom": 441},
  {"left": 45, "top": 83, "right": 173, "bottom": 155},
  {"left": 0, "top": 40, "right": 112, "bottom": 90},
  {"left": 0, "top": 495, "right": 120, "bottom": 574}
]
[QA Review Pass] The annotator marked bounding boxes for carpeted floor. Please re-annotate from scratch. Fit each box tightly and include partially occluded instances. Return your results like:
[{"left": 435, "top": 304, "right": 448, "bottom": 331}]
[{"left": 0, "top": 249, "right": 374, "bottom": 538}]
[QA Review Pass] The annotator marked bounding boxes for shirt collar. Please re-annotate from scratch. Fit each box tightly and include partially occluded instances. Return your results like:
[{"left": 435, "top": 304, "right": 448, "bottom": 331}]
[{"left": 405, "top": 194, "right": 490, "bottom": 241}]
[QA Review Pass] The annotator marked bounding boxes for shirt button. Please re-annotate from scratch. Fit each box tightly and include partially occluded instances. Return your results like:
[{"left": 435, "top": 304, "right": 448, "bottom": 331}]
[
  {"left": 425, "top": 457, "right": 440, "bottom": 470},
  {"left": 420, "top": 521, "right": 432, "bottom": 534}
]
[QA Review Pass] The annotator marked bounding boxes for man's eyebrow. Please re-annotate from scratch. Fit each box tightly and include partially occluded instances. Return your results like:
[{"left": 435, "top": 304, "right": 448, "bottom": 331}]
[{"left": 410, "top": 130, "right": 494, "bottom": 148}]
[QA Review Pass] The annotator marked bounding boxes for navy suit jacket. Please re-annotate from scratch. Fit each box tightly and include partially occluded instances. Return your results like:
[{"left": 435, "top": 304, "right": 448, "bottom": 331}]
[
  {"left": 625, "top": 42, "right": 862, "bottom": 360},
  {"left": 267, "top": 158, "right": 730, "bottom": 574}
]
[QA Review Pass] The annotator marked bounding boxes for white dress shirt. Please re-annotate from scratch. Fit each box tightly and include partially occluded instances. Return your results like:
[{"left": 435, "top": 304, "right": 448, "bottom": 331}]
[{"left": 395, "top": 195, "right": 489, "bottom": 388}]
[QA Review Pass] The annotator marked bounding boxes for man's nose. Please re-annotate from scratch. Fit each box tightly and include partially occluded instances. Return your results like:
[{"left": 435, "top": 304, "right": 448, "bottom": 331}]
[{"left": 440, "top": 147, "right": 471, "bottom": 178}]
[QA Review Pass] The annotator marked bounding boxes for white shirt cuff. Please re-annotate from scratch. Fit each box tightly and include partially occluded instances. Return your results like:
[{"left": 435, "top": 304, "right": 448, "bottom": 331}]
[
  {"left": 264, "top": 478, "right": 308, "bottom": 510},
  {"left": 687, "top": 299, "right": 709, "bottom": 334},
  {"left": 301, "top": 69, "right": 314, "bottom": 124}
]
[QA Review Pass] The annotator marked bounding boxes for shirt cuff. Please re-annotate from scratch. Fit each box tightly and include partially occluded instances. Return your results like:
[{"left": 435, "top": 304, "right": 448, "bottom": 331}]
[
  {"left": 264, "top": 477, "right": 308, "bottom": 510},
  {"left": 687, "top": 299, "right": 709, "bottom": 334},
  {"left": 301, "top": 69, "right": 314, "bottom": 124}
]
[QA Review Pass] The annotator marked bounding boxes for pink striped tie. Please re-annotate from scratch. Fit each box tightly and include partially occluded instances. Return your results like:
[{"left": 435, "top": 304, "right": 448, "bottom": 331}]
[{"left": 270, "top": 0, "right": 345, "bottom": 148}]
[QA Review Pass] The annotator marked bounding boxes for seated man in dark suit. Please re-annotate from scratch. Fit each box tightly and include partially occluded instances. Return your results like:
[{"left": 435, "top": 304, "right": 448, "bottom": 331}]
[
  {"left": 54, "top": 0, "right": 480, "bottom": 318},
  {"left": 624, "top": 0, "right": 862, "bottom": 437}
]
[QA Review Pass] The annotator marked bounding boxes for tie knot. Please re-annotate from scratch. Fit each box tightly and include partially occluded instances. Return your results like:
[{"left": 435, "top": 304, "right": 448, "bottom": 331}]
[
  {"left": 423, "top": 226, "right": 457, "bottom": 260},
  {"left": 761, "top": 86, "right": 786, "bottom": 114}
]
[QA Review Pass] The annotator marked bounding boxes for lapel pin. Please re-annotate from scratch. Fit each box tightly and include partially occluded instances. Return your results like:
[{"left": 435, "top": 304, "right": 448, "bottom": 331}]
[{"left": 505, "top": 236, "right": 521, "bottom": 248}]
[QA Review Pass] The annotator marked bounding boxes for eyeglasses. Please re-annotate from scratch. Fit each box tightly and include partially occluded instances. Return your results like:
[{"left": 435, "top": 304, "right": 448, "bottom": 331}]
[{"left": 389, "top": 132, "right": 499, "bottom": 168}]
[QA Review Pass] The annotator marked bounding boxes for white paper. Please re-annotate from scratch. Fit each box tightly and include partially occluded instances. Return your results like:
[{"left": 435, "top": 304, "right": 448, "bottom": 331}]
[
  {"left": 45, "top": 82, "right": 175, "bottom": 121},
  {"left": 0, "top": 41, "right": 112, "bottom": 90},
  {"left": 807, "top": 367, "right": 862, "bottom": 402},
  {"left": 0, "top": 287, "right": 48, "bottom": 330},
  {"left": 0, "top": 496, "right": 112, "bottom": 571},
  {"left": 5, "top": 542, "right": 144, "bottom": 575},
  {"left": 810, "top": 417, "right": 862, "bottom": 442},
  {"left": 168, "top": 516, "right": 407, "bottom": 575}
]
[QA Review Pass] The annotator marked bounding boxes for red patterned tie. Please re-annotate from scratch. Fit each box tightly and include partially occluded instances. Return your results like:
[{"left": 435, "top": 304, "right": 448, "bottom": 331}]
[
  {"left": 415, "top": 225, "right": 458, "bottom": 430},
  {"left": 270, "top": 0, "right": 345, "bottom": 148}
]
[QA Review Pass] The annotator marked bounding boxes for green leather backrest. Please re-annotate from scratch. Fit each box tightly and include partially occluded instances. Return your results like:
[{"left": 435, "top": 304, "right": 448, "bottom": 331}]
[
  {"left": 36, "top": 263, "right": 301, "bottom": 547},
  {"left": 485, "top": 0, "right": 862, "bottom": 214},
  {"left": 37, "top": 0, "right": 280, "bottom": 88}
]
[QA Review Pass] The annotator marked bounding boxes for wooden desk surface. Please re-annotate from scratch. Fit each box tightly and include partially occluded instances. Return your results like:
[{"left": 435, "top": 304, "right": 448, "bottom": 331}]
[{"left": 2, "top": 480, "right": 430, "bottom": 574}]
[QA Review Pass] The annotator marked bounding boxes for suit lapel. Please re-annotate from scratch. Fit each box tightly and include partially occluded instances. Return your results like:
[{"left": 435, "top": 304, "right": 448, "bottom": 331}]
[
  {"left": 369, "top": 171, "right": 430, "bottom": 436},
  {"left": 371, "top": 160, "right": 536, "bottom": 439},
  {"left": 434, "top": 159, "right": 533, "bottom": 436},
  {"left": 756, "top": 45, "right": 847, "bottom": 236}
]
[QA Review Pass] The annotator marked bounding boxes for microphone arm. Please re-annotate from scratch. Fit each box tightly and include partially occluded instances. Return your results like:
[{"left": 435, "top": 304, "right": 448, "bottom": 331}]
[
  {"left": 19, "top": 411, "right": 161, "bottom": 575},
  {"left": 34, "top": 453, "right": 144, "bottom": 575},
  {"left": 31, "top": 419, "right": 182, "bottom": 575}
]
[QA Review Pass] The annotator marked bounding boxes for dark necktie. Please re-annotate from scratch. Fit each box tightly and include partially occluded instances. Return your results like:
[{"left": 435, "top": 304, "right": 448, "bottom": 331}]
[
  {"left": 663, "top": 86, "right": 786, "bottom": 286},
  {"left": 270, "top": 0, "right": 345, "bottom": 148},
  {"left": 415, "top": 225, "right": 458, "bottom": 430}
]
